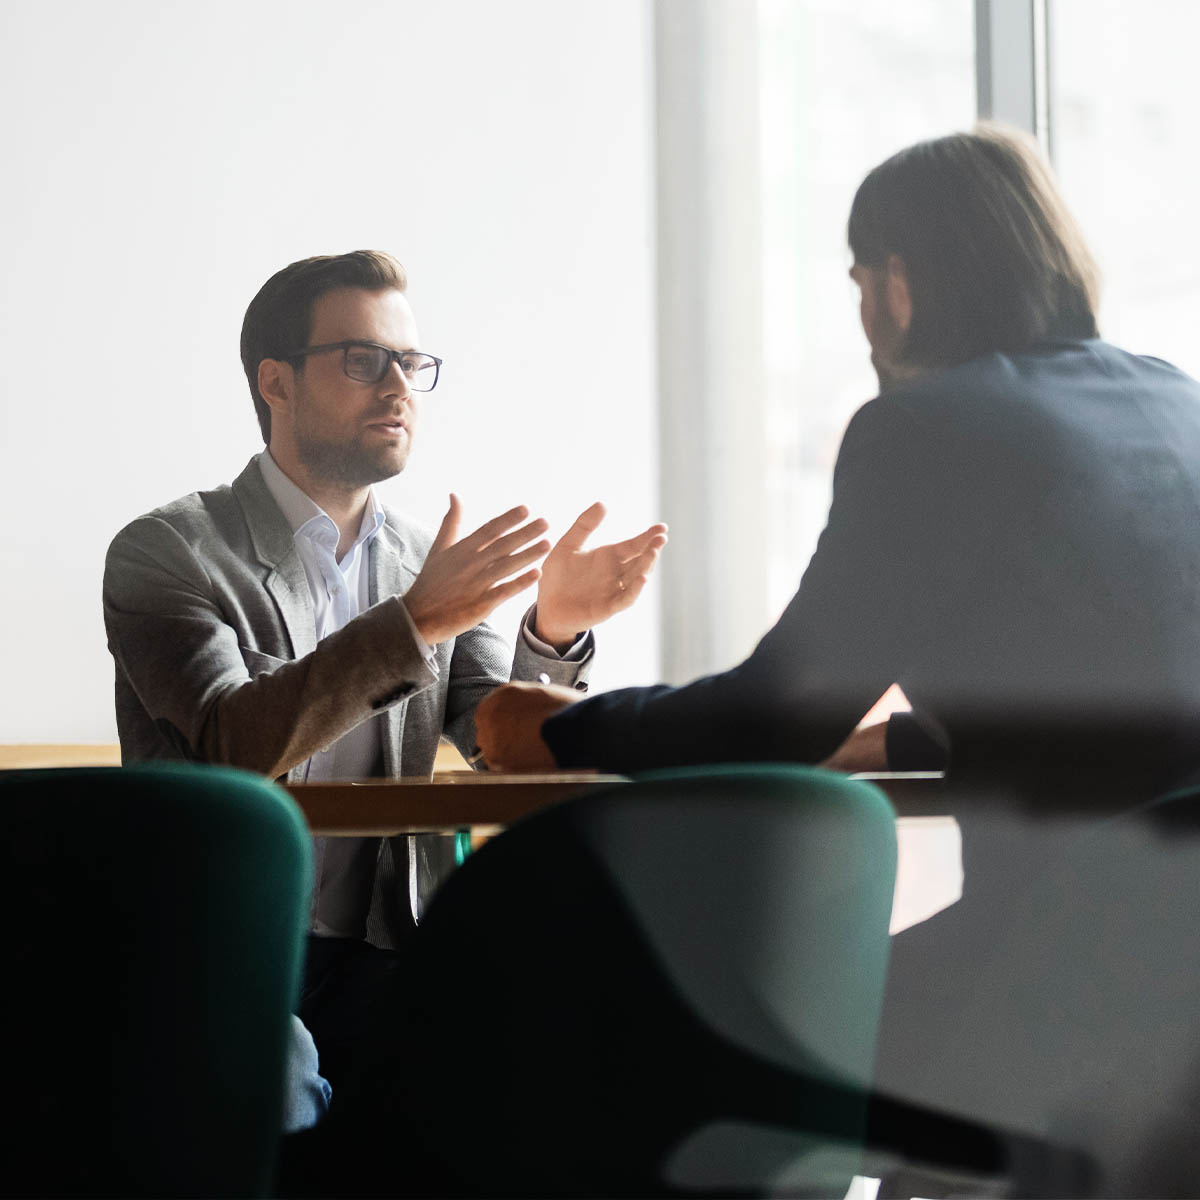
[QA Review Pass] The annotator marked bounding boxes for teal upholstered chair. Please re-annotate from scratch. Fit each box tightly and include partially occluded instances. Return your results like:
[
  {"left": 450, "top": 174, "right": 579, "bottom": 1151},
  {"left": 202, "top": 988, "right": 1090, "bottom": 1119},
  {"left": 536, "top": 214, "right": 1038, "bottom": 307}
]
[
  {"left": 396, "top": 764, "right": 900, "bottom": 1196},
  {"left": 0, "top": 763, "right": 311, "bottom": 1198}
]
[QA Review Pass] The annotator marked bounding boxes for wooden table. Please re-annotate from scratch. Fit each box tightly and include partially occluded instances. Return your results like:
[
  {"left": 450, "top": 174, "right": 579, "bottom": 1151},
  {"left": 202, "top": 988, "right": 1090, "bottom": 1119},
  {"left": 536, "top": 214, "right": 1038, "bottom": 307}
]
[
  {"left": 284, "top": 771, "right": 629, "bottom": 835},
  {"left": 284, "top": 770, "right": 949, "bottom": 835}
]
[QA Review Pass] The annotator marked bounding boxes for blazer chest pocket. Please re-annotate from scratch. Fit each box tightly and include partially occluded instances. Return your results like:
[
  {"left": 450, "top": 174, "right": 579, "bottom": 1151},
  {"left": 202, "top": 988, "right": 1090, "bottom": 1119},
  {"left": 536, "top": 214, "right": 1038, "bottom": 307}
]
[{"left": 239, "top": 646, "right": 290, "bottom": 678}]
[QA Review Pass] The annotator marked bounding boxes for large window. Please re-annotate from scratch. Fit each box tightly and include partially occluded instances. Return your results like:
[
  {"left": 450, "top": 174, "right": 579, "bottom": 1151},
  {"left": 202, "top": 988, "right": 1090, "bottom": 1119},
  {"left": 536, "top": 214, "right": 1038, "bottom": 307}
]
[
  {"left": 668, "top": 0, "right": 1197, "bottom": 699},
  {"left": 759, "top": 0, "right": 976, "bottom": 616},
  {"left": 1050, "top": 0, "right": 1200, "bottom": 380}
]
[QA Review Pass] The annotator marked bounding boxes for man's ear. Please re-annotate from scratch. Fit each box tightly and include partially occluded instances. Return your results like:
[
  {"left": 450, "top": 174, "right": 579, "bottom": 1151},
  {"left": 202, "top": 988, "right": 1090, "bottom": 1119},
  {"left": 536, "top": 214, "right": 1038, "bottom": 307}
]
[
  {"left": 257, "top": 358, "right": 293, "bottom": 418},
  {"left": 884, "top": 254, "right": 913, "bottom": 334}
]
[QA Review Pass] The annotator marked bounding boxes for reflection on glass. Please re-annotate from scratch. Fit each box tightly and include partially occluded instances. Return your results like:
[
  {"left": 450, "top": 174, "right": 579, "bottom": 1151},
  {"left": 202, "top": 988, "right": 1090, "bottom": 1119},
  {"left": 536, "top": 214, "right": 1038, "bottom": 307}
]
[{"left": 759, "top": 0, "right": 975, "bottom": 615}]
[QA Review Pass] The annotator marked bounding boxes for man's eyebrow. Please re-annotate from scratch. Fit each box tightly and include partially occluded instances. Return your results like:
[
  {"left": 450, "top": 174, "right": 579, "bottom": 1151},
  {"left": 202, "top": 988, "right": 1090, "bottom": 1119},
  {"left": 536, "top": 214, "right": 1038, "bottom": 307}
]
[{"left": 344, "top": 337, "right": 421, "bottom": 352}]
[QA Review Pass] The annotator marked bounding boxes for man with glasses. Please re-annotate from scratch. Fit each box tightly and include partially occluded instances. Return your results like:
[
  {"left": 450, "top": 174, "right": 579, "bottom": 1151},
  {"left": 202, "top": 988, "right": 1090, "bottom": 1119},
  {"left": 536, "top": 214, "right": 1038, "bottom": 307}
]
[{"left": 102, "top": 249, "right": 667, "bottom": 1104}]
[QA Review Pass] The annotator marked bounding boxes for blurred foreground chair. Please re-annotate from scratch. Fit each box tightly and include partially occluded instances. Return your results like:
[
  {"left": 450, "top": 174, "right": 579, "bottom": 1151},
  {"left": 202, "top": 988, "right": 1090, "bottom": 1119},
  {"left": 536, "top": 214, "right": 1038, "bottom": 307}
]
[
  {"left": 873, "top": 776, "right": 1200, "bottom": 1197},
  {"left": 387, "top": 764, "right": 898, "bottom": 1196},
  {"left": 0, "top": 763, "right": 311, "bottom": 1198}
]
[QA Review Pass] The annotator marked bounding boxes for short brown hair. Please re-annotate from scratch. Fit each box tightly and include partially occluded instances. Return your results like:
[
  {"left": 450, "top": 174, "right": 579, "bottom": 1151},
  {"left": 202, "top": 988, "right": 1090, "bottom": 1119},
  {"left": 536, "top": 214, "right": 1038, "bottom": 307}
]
[
  {"left": 240, "top": 250, "right": 408, "bottom": 442},
  {"left": 847, "top": 124, "right": 1099, "bottom": 369}
]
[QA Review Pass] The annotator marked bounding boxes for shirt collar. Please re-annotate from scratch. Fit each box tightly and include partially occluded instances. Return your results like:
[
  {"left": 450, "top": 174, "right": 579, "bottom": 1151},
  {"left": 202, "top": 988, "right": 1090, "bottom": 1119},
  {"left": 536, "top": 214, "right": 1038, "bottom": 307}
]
[{"left": 257, "top": 449, "right": 385, "bottom": 553}]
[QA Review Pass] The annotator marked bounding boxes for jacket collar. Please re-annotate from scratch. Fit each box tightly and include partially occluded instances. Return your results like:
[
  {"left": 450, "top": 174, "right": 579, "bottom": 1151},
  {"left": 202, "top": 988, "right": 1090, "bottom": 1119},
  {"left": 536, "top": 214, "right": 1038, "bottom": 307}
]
[
  {"left": 369, "top": 512, "right": 421, "bottom": 606},
  {"left": 231, "top": 455, "right": 426, "bottom": 656},
  {"left": 231, "top": 456, "right": 317, "bottom": 658}
]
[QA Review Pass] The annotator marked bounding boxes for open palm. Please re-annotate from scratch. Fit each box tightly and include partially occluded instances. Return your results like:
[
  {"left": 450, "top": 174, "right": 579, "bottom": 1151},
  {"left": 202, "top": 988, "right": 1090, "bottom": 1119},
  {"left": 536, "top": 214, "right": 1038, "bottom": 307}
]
[{"left": 534, "top": 502, "right": 668, "bottom": 649}]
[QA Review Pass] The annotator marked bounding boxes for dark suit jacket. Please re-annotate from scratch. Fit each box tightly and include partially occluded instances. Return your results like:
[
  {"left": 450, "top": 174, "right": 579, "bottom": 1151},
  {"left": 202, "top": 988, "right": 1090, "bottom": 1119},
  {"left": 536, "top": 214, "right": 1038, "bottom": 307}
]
[{"left": 545, "top": 339, "right": 1200, "bottom": 774}]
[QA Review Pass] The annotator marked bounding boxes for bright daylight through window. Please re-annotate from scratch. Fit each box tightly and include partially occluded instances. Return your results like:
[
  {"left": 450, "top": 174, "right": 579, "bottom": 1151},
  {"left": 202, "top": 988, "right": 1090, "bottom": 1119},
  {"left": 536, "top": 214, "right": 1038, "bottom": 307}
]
[
  {"left": 1050, "top": 0, "right": 1200, "bottom": 382},
  {"left": 759, "top": 0, "right": 975, "bottom": 619}
]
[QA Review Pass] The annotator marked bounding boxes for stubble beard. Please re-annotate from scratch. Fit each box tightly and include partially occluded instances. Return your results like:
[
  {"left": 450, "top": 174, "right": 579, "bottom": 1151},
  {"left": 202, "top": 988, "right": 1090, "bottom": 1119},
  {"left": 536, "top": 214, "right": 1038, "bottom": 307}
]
[
  {"left": 294, "top": 428, "right": 409, "bottom": 490},
  {"left": 867, "top": 277, "right": 928, "bottom": 393}
]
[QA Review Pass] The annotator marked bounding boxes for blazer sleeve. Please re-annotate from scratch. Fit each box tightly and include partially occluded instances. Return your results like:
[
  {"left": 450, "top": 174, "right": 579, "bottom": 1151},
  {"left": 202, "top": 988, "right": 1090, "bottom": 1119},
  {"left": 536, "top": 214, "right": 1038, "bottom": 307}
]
[
  {"left": 103, "top": 515, "right": 439, "bottom": 778},
  {"left": 542, "top": 395, "right": 958, "bottom": 772}
]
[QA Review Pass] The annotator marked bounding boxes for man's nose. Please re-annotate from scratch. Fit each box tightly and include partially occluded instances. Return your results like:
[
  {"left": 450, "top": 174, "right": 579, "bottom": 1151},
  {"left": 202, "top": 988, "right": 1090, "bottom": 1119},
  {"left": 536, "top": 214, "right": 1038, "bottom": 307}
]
[{"left": 381, "top": 357, "right": 413, "bottom": 398}]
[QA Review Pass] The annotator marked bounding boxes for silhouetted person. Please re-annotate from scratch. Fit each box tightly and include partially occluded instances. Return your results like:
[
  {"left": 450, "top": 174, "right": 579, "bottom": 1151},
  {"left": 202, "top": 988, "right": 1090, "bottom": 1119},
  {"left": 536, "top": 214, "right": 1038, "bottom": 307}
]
[{"left": 478, "top": 125, "right": 1200, "bottom": 788}]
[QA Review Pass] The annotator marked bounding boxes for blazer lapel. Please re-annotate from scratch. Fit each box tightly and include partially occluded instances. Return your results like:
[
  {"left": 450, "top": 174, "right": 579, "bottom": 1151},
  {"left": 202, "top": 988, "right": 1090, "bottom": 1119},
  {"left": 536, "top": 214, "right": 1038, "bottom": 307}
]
[
  {"left": 368, "top": 519, "right": 420, "bottom": 609},
  {"left": 231, "top": 458, "right": 317, "bottom": 658}
]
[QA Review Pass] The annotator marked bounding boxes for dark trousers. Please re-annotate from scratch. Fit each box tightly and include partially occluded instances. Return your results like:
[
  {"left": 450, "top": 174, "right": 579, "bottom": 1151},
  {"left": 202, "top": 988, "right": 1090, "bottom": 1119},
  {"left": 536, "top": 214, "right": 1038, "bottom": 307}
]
[
  {"left": 278, "top": 933, "right": 457, "bottom": 1197},
  {"left": 297, "top": 934, "right": 412, "bottom": 1102}
]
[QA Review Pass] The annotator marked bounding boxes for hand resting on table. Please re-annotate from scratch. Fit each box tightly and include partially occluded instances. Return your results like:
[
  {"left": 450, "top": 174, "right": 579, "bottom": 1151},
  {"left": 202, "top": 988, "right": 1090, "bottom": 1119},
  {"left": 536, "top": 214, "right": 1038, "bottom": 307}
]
[{"left": 474, "top": 681, "right": 583, "bottom": 772}]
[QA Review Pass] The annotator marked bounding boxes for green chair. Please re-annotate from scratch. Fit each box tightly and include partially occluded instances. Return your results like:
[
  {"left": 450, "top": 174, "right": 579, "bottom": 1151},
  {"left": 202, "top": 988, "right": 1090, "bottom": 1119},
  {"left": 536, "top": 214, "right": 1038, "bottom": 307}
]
[
  {"left": 0, "top": 763, "right": 311, "bottom": 1198},
  {"left": 397, "top": 764, "right": 899, "bottom": 1196}
]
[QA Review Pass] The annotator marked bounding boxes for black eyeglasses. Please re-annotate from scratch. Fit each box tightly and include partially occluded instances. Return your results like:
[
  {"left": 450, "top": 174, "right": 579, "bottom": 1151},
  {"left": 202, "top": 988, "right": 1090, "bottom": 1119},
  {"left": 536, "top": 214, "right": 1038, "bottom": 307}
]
[{"left": 286, "top": 341, "right": 442, "bottom": 391}]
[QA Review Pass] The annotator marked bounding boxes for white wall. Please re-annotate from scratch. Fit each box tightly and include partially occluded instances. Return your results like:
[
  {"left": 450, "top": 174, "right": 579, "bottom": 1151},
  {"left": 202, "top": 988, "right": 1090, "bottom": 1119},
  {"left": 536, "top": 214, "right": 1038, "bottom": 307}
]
[{"left": 0, "top": 0, "right": 659, "bottom": 741}]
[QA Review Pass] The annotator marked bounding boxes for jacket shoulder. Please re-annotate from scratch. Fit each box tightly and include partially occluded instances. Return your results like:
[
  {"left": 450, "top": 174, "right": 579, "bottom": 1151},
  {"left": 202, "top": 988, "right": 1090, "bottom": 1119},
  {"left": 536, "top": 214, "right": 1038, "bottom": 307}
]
[{"left": 108, "top": 482, "right": 243, "bottom": 554}]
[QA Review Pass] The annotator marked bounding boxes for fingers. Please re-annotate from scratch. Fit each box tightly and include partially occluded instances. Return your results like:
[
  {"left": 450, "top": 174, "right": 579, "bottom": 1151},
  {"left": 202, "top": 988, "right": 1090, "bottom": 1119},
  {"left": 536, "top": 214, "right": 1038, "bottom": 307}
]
[
  {"left": 462, "top": 504, "right": 538, "bottom": 551},
  {"left": 484, "top": 539, "right": 551, "bottom": 584},
  {"left": 610, "top": 523, "right": 669, "bottom": 561},
  {"left": 624, "top": 544, "right": 664, "bottom": 575},
  {"left": 486, "top": 518, "right": 551, "bottom": 561},
  {"left": 613, "top": 545, "right": 664, "bottom": 590},
  {"left": 610, "top": 543, "right": 664, "bottom": 608},
  {"left": 484, "top": 566, "right": 543, "bottom": 605},
  {"left": 429, "top": 493, "right": 463, "bottom": 555},
  {"left": 475, "top": 681, "right": 581, "bottom": 772},
  {"left": 434, "top": 503, "right": 550, "bottom": 583},
  {"left": 461, "top": 524, "right": 550, "bottom": 592},
  {"left": 554, "top": 501, "right": 607, "bottom": 553},
  {"left": 615, "top": 573, "right": 648, "bottom": 606},
  {"left": 439, "top": 504, "right": 667, "bottom": 567}
]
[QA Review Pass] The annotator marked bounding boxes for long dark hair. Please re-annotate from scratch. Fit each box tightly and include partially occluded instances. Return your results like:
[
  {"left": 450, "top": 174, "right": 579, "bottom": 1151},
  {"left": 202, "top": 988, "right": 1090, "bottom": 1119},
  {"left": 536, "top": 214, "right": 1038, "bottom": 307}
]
[{"left": 848, "top": 125, "right": 1099, "bottom": 369}]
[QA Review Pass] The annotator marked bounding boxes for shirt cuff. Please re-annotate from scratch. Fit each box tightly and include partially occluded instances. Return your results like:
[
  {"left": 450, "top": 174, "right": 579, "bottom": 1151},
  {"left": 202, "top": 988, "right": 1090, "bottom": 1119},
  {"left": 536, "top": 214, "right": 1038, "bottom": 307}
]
[{"left": 521, "top": 604, "right": 590, "bottom": 661}]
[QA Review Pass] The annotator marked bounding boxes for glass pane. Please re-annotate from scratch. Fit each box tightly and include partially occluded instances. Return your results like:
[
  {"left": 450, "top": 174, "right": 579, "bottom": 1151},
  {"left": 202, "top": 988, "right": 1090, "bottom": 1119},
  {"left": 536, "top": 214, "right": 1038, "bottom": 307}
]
[
  {"left": 759, "top": 0, "right": 975, "bottom": 617},
  {"left": 1050, "top": 0, "right": 1200, "bottom": 380}
]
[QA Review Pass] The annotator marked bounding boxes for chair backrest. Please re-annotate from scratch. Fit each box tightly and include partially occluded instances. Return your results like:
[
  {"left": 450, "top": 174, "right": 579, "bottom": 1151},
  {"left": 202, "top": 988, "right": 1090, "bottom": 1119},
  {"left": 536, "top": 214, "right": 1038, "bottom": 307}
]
[
  {"left": 0, "top": 763, "right": 311, "bottom": 1198},
  {"left": 401, "top": 764, "right": 897, "bottom": 1196},
  {"left": 873, "top": 779, "right": 1200, "bottom": 1197}
]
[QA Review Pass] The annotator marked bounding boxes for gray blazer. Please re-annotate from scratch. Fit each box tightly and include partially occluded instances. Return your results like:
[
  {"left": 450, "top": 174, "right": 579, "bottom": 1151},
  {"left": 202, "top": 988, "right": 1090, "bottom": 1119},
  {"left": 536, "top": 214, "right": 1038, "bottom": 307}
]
[{"left": 104, "top": 457, "right": 593, "bottom": 939}]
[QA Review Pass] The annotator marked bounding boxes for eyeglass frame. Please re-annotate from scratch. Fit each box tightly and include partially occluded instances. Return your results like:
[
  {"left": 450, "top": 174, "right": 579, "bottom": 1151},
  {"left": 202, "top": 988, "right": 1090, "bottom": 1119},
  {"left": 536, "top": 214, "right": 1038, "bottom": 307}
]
[{"left": 284, "top": 340, "right": 443, "bottom": 391}]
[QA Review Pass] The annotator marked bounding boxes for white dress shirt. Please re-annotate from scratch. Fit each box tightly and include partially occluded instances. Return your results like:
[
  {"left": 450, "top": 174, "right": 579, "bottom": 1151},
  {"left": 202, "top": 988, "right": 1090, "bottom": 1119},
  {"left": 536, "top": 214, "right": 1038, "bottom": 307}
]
[{"left": 258, "top": 450, "right": 395, "bottom": 938}]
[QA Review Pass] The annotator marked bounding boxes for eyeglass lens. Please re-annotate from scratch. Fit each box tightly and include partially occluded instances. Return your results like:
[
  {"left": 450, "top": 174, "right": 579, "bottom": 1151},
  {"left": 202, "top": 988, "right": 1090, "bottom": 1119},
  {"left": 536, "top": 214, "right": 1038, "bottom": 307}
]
[{"left": 344, "top": 344, "right": 439, "bottom": 390}]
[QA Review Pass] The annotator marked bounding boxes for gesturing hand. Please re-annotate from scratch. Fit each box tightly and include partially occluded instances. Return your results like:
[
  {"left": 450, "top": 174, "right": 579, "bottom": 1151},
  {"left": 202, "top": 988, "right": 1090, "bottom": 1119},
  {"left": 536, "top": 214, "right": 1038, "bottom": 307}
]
[
  {"left": 534, "top": 502, "right": 668, "bottom": 650},
  {"left": 404, "top": 495, "right": 551, "bottom": 646}
]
